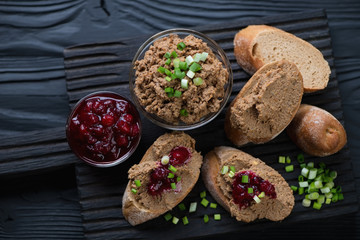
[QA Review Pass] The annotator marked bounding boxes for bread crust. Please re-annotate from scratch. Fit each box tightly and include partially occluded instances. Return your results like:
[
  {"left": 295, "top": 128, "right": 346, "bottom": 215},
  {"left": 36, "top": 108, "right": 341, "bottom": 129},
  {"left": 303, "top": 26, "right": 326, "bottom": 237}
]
[
  {"left": 286, "top": 104, "right": 347, "bottom": 157},
  {"left": 234, "top": 25, "right": 330, "bottom": 92},
  {"left": 202, "top": 146, "right": 294, "bottom": 222},
  {"left": 122, "top": 132, "right": 203, "bottom": 226}
]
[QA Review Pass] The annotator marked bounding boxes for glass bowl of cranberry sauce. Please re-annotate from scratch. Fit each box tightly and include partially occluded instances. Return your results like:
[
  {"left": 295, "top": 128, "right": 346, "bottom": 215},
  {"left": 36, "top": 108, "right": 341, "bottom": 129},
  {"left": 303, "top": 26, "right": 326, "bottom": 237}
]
[{"left": 66, "top": 91, "right": 142, "bottom": 168}]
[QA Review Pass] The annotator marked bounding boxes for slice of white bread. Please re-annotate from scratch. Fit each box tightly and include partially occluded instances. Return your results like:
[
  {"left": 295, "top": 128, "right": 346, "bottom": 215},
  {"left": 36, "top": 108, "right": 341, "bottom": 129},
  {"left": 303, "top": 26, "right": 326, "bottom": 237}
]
[
  {"left": 287, "top": 104, "right": 347, "bottom": 157},
  {"left": 225, "top": 60, "right": 303, "bottom": 146},
  {"left": 202, "top": 146, "right": 294, "bottom": 222},
  {"left": 234, "top": 25, "right": 331, "bottom": 92},
  {"left": 122, "top": 131, "right": 203, "bottom": 226}
]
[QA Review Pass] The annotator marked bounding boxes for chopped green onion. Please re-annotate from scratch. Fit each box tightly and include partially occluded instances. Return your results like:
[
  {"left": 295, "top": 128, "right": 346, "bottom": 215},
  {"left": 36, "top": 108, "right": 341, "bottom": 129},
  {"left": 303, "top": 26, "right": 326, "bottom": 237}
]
[
  {"left": 313, "top": 202, "right": 322, "bottom": 210},
  {"left": 157, "top": 66, "right": 166, "bottom": 73},
  {"left": 307, "top": 162, "right": 315, "bottom": 168},
  {"left": 193, "top": 77, "right": 203, "bottom": 86},
  {"left": 325, "top": 198, "right": 332, "bottom": 204},
  {"left": 302, "top": 198, "right": 311, "bottom": 207},
  {"left": 335, "top": 186, "right": 342, "bottom": 193},
  {"left": 320, "top": 187, "right": 330, "bottom": 194},
  {"left": 189, "top": 62, "right": 202, "bottom": 72},
  {"left": 168, "top": 165, "right": 177, "bottom": 173},
  {"left": 228, "top": 171, "right": 235, "bottom": 178},
  {"left": 307, "top": 182, "right": 317, "bottom": 193},
  {"left": 314, "top": 180, "right": 323, "bottom": 189},
  {"left": 164, "top": 52, "right": 171, "bottom": 58},
  {"left": 214, "top": 214, "right": 221, "bottom": 221},
  {"left": 167, "top": 92, "right": 174, "bottom": 98},
  {"left": 200, "top": 191, "right": 206, "bottom": 198},
  {"left": 178, "top": 203, "right": 186, "bottom": 211},
  {"left": 186, "top": 70, "right": 195, "bottom": 79},
  {"left": 168, "top": 173, "right": 174, "bottom": 179},
  {"left": 298, "top": 175, "right": 304, "bottom": 182},
  {"left": 300, "top": 163, "right": 307, "bottom": 169},
  {"left": 308, "top": 192, "right": 319, "bottom": 200},
  {"left": 297, "top": 154, "right": 305, "bottom": 163},
  {"left": 194, "top": 53, "right": 202, "bottom": 62},
  {"left": 299, "top": 181, "right": 309, "bottom": 188},
  {"left": 278, "top": 156, "right": 286, "bottom": 164},
  {"left": 164, "top": 68, "right": 172, "bottom": 76},
  {"left": 210, "top": 203, "right": 217, "bottom": 209},
  {"left": 200, "top": 52, "right": 208, "bottom": 62},
  {"left": 173, "top": 58, "right": 180, "bottom": 68},
  {"left": 221, "top": 165, "right": 229, "bottom": 175},
  {"left": 189, "top": 202, "right": 197, "bottom": 213},
  {"left": 177, "top": 42, "right": 186, "bottom": 50},
  {"left": 164, "top": 213, "right": 172, "bottom": 221},
  {"left": 332, "top": 193, "right": 339, "bottom": 202},
  {"left": 298, "top": 187, "right": 305, "bottom": 195},
  {"left": 317, "top": 195, "right": 325, "bottom": 204},
  {"left": 179, "top": 61, "right": 188, "bottom": 70},
  {"left": 180, "top": 109, "right": 188, "bottom": 116},
  {"left": 161, "top": 155, "right": 170, "bottom": 165},
  {"left": 253, "top": 195, "right": 261, "bottom": 203},
  {"left": 242, "top": 175, "right": 249, "bottom": 183},
  {"left": 134, "top": 180, "right": 141, "bottom": 187},
  {"left": 181, "top": 79, "right": 188, "bottom": 89},
  {"left": 165, "top": 76, "right": 172, "bottom": 82},
  {"left": 185, "top": 56, "right": 194, "bottom": 65},
  {"left": 230, "top": 166, "right": 236, "bottom": 173},
  {"left": 164, "top": 87, "right": 174, "bottom": 93},
  {"left": 325, "top": 193, "right": 333, "bottom": 199},
  {"left": 338, "top": 193, "right": 344, "bottom": 201},
  {"left": 248, "top": 187, "right": 254, "bottom": 194},
  {"left": 171, "top": 51, "right": 177, "bottom": 58},
  {"left": 308, "top": 168, "right": 318, "bottom": 180},
  {"left": 286, "top": 156, "right": 291, "bottom": 164},
  {"left": 174, "top": 90, "right": 182, "bottom": 98},
  {"left": 330, "top": 170, "right": 337, "bottom": 179},
  {"left": 203, "top": 214, "right": 209, "bottom": 223},
  {"left": 291, "top": 185, "right": 298, "bottom": 192},
  {"left": 182, "top": 216, "right": 189, "bottom": 225},
  {"left": 319, "top": 162, "right": 326, "bottom": 169},
  {"left": 177, "top": 176, "right": 181, "bottom": 182},
  {"left": 171, "top": 182, "right": 177, "bottom": 190},
  {"left": 172, "top": 216, "right": 179, "bottom": 224},
  {"left": 174, "top": 68, "right": 184, "bottom": 79},
  {"left": 325, "top": 181, "right": 334, "bottom": 189},
  {"left": 258, "top": 192, "right": 265, "bottom": 198},
  {"left": 165, "top": 58, "right": 171, "bottom": 65},
  {"left": 285, "top": 165, "right": 294, "bottom": 172},
  {"left": 201, "top": 198, "right": 209, "bottom": 207},
  {"left": 301, "top": 167, "right": 309, "bottom": 178},
  {"left": 131, "top": 188, "right": 137, "bottom": 194}
]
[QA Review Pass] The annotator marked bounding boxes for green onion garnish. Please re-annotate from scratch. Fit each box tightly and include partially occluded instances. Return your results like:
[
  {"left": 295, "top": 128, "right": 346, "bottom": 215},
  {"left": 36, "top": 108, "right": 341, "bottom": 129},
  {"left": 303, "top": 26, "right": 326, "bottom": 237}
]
[
  {"left": 186, "top": 70, "right": 195, "bottom": 79},
  {"left": 194, "top": 53, "right": 202, "bottom": 63},
  {"left": 285, "top": 165, "right": 294, "bottom": 172},
  {"left": 214, "top": 214, "right": 221, "bottom": 221},
  {"left": 302, "top": 198, "right": 311, "bottom": 207},
  {"left": 168, "top": 165, "right": 177, "bottom": 173},
  {"left": 161, "top": 155, "right": 170, "bottom": 165},
  {"left": 193, "top": 77, "right": 203, "bottom": 86},
  {"left": 308, "top": 192, "right": 319, "bottom": 200},
  {"left": 221, "top": 165, "right": 229, "bottom": 175},
  {"left": 164, "top": 213, "right": 172, "bottom": 221},
  {"left": 286, "top": 156, "right": 291, "bottom": 164},
  {"left": 178, "top": 203, "right": 186, "bottom": 211},
  {"left": 201, "top": 198, "right": 209, "bottom": 207},
  {"left": 131, "top": 188, "right": 137, "bottom": 194},
  {"left": 174, "top": 90, "right": 182, "bottom": 98},
  {"left": 230, "top": 166, "right": 236, "bottom": 173},
  {"left": 174, "top": 68, "right": 185, "bottom": 79},
  {"left": 189, "top": 202, "right": 197, "bottom": 213},
  {"left": 200, "top": 191, "right": 206, "bottom": 198},
  {"left": 165, "top": 76, "right": 172, "bottom": 82},
  {"left": 177, "top": 42, "right": 186, "bottom": 50},
  {"left": 291, "top": 185, "right": 298, "bottom": 192},
  {"left": 200, "top": 52, "right": 208, "bottom": 61},
  {"left": 172, "top": 216, "right": 179, "bottom": 224},
  {"left": 168, "top": 173, "right": 174, "bottom": 179},
  {"left": 326, "top": 198, "right": 332, "bottom": 204},
  {"left": 258, "top": 192, "right": 265, "bottom": 198},
  {"left": 317, "top": 195, "right": 325, "bottom": 204},
  {"left": 173, "top": 58, "right": 180, "bottom": 68},
  {"left": 299, "top": 181, "right": 309, "bottom": 188},
  {"left": 307, "top": 162, "right": 315, "bottom": 168},
  {"left": 164, "top": 87, "right": 174, "bottom": 93},
  {"left": 241, "top": 175, "right": 249, "bottom": 183},
  {"left": 313, "top": 202, "right": 322, "bottom": 210},
  {"left": 253, "top": 195, "right": 261, "bottom": 203},
  {"left": 171, "top": 182, "right": 177, "bottom": 190},
  {"left": 301, "top": 167, "right": 309, "bottom": 178},
  {"left": 165, "top": 58, "right": 171, "bottom": 65},
  {"left": 177, "top": 176, "right": 181, "bottom": 182},
  {"left": 164, "top": 52, "right": 171, "bottom": 58},
  {"left": 189, "top": 62, "right": 202, "bottom": 72},
  {"left": 171, "top": 50, "right": 177, "bottom": 58},
  {"left": 298, "top": 187, "right": 304, "bottom": 195},
  {"left": 157, "top": 66, "right": 166, "bottom": 73},
  {"left": 182, "top": 216, "right": 189, "bottom": 225},
  {"left": 228, "top": 171, "right": 235, "bottom": 178},
  {"left": 210, "top": 203, "right": 217, "bottom": 209},
  {"left": 180, "top": 109, "right": 188, "bottom": 116},
  {"left": 134, "top": 180, "right": 141, "bottom": 187},
  {"left": 181, "top": 79, "right": 188, "bottom": 89},
  {"left": 164, "top": 68, "right": 172, "bottom": 77},
  {"left": 248, "top": 187, "right": 253, "bottom": 194},
  {"left": 179, "top": 61, "right": 188, "bottom": 70},
  {"left": 308, "top": 168, "right": 318, "bottom": 180},
  {"left": 278, "top": 156, "right": 286, "bottom": 164},
  {"left": 185, "top": 56, "right": 194, "bottom": 65},
  {"left": 297, "top": 154, "right": 305, "bottom": 163},
  {"left": 203, "top": 214, "right": 209, "bottom": 223}
]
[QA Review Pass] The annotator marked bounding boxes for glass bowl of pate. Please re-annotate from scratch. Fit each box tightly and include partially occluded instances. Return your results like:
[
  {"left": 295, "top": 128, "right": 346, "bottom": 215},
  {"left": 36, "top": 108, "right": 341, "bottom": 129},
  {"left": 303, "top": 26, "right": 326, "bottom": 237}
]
[{"left": 129, "top": 28, "right": 233, "bottom": 130}]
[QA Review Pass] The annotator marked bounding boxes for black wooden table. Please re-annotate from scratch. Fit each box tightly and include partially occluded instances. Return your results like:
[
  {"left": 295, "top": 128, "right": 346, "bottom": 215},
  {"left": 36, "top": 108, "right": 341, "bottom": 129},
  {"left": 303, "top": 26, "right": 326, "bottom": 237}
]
[{"left": 1, "top": 1, "right": 359, "bottom": 239}]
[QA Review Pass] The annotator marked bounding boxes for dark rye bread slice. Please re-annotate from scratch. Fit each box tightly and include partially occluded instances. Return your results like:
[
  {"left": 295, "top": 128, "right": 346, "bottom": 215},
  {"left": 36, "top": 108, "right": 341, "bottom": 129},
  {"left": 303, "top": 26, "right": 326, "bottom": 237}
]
[
  {"left": 225, "top": 60, "right": 303, "bottom": 147},
  {"left": 202, "top": 146, "right": 294, "bottom": 222},
  {"left": 122, "top": 132, "right": 203, "bottom": 226}
]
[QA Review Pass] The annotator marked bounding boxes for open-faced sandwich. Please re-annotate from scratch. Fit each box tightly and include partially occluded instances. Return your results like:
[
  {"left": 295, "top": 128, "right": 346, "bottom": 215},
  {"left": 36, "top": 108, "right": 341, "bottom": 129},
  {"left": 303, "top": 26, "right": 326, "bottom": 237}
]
[
  {"left": 202, "top": 146, "right": 294, "bottom": 222},
  {"left": 122, "top": 131, "right": 203, "bottom": 226}
]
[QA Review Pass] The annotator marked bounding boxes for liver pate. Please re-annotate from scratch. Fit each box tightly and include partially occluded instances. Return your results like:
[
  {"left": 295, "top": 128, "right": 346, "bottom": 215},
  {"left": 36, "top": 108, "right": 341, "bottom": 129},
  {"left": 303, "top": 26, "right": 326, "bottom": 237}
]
[{"left": 134, "top": 34, "right": 228, "bottom": 124}]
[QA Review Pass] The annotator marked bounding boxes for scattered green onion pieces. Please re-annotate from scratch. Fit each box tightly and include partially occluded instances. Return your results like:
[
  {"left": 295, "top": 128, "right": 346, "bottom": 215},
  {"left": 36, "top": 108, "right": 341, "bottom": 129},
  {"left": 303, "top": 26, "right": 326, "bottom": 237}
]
[
  {"left": 285, "top": 165, "right": 294, "bottom": 172},
  {"left": 157, "top": 66, "right": 166, "bottom": 73},
  {"left": 301, "top": 167, "right": 309, "bottom": 178},
  {"left": 174, "top": 90, "right": 182, "bottom": 98},
  {"left": 297, "top": 154, "right": 305, "bottom": 163},
  {"left": 302, "top": 198, "right": 311, "bottom": 207},
  {"left": 172, "top": 216, "right": 179, "bottom": 224},
  {"left": 221, "top": 165, "right": 229, "bottom": 175},
  {"left": 317, "top": 195, "right": 325, "bottom": 204},
  {"left": 248, "top": 187, "right": 254, "bottom": 194},
  {"left": 168, "top": 165, "right": 177, "bottom": 173},
  {"left": 201, "top": 198, "right": 209, "bottom": 207},
  {"left": 253, "top": 195, "right": 261, "bottom": 203},
  {"left": 278, "top": 156, "right": 286, "bottom": 164},
  {"left": 194, "top": 53, "right": 202, "bottom": 62},
  {"left": 177, "top": 42, "right": 186, "bottom": 50},
  {"left": 298, "top": 187, "right": 304, "bottom": 195},
  {"left": 189, "top": 62, "right": 202, "bottom": 72},
  {"left": 228, "top": 171, "right": 235, "bottom": 178},
  {"left": 164, "top": 213, "right": 172, "bottom": 221},
  {"left": 313, "top": 202, "right": 322, "bottom": 210},
  {"left": 161, "top": 155, "right": 170, "bottom": 165},
  {"left": 214, "top": 214, "right": 221, "bottom": 221},
  {"left": 182, "top": 216, "right": 189, "bottom": 225},
  {"left": 258, "top": 191, "right": 265, "bottom": 198},
  {"left": 189, "top": 202, "right": 197, "bottom": 213},
  {"left": 185, "top": 56, "right": 194, "bottom": 65},
  {"left": 164, "top": 52, "right": 171, "bottom": 58},
  {"left": 134, "top": 180, "right": 141, "bottom": 187},
  {"left": 299, "top": 181, "right": 309, "bottom": 188},
  {"left": 200, "top": 191, "right": 206, "bottom": 198},
  {"left": 177, "top": 176, "right": 181, "bottom": 182},
  {"left": 131, "top": 188, "right": 137, "bottom": 194},
  {"left": 165, "top": 76, "right": 172, "bottom": 82},
  {"left": 286, "top": 156, "right": 291, "bottom": 164},
  {"left": 193, "top": 77, "right": 203, "bottom": 86},
  {"left": 165, "top": 58, "right": 171, "bottom": 65},
  {"left": 164, "top": 87, "right": 174, "bottom": 93},
  {"left": 180, "top": 109, "right": 188, "bottom": 116},
  {"left": 326, "top": 198, "right": 332, "bottom": 204},
  {"left": 210, "top": 203, "right": 217, "bottom": 209},
  {"left": 203, "top": 214, "right": 209, "bottom": 223},
  {"left": 178, "top": 203, "right": 186, "bottom": 211},
  {"left": 171, "top": 182, "right": 177, "bottom": 190},
  {"left": 181, "top": 79, "right": 188, "bottom": 89},
  {"left": 291, "top": 185, "right": 298, "bottom": 192},
  {"left": 186, "top": 70, "right": 195, "bottom": 79},
  {"left": 307, "top": 162, "right": 315, "bottom": 168},
  {"left": 179, "top": 61, "right": 188, "bottom": 70},
  {"left": 164, "top": 68, "right": 172, "bottom": 76},
  {"left": 200, "top": 52, "right": 208, "bottom": 62},
  {"left": 230, "top": 166, "right": 236, "bottom": 173},
  {"left": 171, "top": 50, "right": 177, "bottom": 58},
  {"left": 242, "top": 175, "right": 249, "bottom": 183},
  {"left": 308, "top": 192, "right": 319, "bottom": 200},
  {"left": 168, "top": 172, "right": 175, "bottom": 179},
  {"left": 173, "top": 58, "right": 180, "bottom": 68},
  {"left": 308, "top": 168, "right": 318, "bottom": 180},
  {"left": 330, "top": 170, "right": 337, "bottom": 179}
]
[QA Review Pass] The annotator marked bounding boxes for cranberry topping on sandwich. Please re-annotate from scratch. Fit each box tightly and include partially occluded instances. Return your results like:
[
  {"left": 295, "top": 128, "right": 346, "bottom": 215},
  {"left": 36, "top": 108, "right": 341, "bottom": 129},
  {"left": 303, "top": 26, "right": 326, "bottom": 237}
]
[
  {"left": 148, "top": 146, "right": 191, "bottom": 196},
  {"left": 232, "top": 170, "right": 276, "bottom": 209}
]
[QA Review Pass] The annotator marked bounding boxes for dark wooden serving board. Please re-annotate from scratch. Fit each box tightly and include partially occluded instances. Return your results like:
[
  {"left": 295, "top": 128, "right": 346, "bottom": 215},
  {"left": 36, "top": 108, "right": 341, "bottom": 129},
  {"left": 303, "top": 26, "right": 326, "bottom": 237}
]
[{"left": 63, "top": 10, "right": 358, "bottom": 240}]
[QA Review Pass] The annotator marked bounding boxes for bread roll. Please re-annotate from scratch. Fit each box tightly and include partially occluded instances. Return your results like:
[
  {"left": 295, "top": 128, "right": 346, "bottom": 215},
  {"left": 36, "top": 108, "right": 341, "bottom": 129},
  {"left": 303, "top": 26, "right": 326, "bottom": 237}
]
[
  {"left": 287, "top": 104, "right": 347, "bottom": 157},
  {"left": 202, "top": 146, "right": 294, "bottom": 222},
  {"left": 225, "top": 60, "right": 303, "bottom": 146},
  {"left": 234, "top": 25, "right": 331, "bottom": 92},
  {"left": 122, "top": 132, "right": 203, "bottom": 225}
]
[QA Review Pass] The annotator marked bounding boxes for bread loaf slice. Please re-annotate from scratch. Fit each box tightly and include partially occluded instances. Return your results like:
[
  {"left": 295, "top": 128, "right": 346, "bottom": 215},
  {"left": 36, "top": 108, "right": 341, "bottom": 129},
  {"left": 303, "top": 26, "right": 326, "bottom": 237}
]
[
  {"left": 225, "top": 60, "right": 303, "bottom": 146},
  {"left": 287, "top": 104, "right": 347, "bottom": 157},
  {"left": 234, "top": 25, "right": 331, "bottom": 92},
  {"left": 122, "top": 132, "right": 203, "bottom": 226},
  {"left": 202, "top": 146, "right": 294, "bottom": 222}
]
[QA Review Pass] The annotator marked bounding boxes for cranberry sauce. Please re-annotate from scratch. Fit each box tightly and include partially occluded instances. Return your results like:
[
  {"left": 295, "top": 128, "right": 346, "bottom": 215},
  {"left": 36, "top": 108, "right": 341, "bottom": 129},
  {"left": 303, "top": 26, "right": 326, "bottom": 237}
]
[
  {"left": 232, "top": 170, "right": 276, "bottom": 209},
  {"left": 148, "top": 146, "right": 191, "bottom": 196},
  {"left": 66, "top": 92, "right": 141, "bottom": 164}
]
